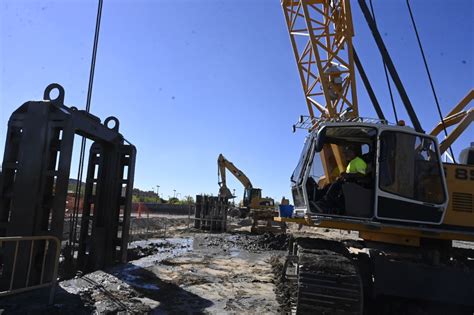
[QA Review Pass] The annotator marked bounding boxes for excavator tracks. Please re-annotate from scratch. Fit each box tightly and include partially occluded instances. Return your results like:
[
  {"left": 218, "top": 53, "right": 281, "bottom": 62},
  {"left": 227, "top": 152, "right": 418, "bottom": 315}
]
[{"left": 288, "top": 239, "right": 363, "bottom": 315}]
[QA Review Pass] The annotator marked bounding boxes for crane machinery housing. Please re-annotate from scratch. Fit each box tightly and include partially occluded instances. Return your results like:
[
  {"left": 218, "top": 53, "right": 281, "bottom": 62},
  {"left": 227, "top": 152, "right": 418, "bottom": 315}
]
[
  {"left": 217, "top": 153, "right": 279, "bottom": 232},
  {"left": 276, "top": 0, "right": 474, "bottom": 313}
]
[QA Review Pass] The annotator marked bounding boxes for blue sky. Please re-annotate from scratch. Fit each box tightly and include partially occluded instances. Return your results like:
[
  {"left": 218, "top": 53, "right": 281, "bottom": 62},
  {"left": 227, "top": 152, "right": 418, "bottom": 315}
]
[{"left": 1, "top": 0, "right": 472, "bottom": 201}]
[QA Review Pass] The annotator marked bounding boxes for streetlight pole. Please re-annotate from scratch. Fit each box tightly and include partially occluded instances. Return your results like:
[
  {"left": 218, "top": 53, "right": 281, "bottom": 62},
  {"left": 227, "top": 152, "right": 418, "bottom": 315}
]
[
  {"left": 156, "top": 185, "right": 160, "bottom": 203},
  {"left": 173, "top": 189, "right": 176, "bottom": 198}
]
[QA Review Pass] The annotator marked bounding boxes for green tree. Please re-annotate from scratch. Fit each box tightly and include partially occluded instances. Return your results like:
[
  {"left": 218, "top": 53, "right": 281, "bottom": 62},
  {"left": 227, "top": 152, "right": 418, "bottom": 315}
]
[
  {"left": 168, "top": 197, "right": 179, "bottom": 204},
  {"left": 182, "top": 195, "right": 194, "bottom": 204}
]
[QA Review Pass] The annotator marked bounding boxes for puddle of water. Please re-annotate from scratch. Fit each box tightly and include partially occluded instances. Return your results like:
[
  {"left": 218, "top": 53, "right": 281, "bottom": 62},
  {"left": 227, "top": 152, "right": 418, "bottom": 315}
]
[
  {"left": 60, "top": 238, "right": 193, "bottom": 296},
  {"left": 115, "top": 238, "right": 194, "bottom": 291},
  {"left": 190, "top": 233, "right": 284, "bottom": 262},
  {"left": 115, "top": 264, "right": 161, "bottom": 291},
  {"left": 129, "top": 237, "right": 193, "bottom": 268}
]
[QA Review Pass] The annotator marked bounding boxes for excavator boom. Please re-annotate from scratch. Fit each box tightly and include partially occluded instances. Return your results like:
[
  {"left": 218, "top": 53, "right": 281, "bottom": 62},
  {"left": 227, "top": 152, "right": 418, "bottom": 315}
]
[{"left": 217, "top": 154, "right": 253, "bottom": 198}]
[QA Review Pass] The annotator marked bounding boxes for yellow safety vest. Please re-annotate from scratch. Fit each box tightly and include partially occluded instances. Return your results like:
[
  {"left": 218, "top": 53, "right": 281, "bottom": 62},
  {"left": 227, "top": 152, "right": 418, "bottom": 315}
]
[{"left": 346, "top": 157, "right": 367, "bottom": 175}]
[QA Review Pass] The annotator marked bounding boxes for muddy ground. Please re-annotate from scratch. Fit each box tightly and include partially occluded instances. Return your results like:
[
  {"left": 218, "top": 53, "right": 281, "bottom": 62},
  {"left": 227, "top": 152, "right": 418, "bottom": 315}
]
[
  {"left": 0, "top": 217, "right": 291, "bottom": 314},
  {"left": 1, "top": 215, "right": 473, "bottom": 314}
]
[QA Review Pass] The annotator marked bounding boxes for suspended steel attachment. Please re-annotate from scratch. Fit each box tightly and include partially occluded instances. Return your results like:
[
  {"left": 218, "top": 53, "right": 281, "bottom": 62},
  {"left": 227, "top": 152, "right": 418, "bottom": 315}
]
[{"left": 0, "top": 84, "right": 136, "bottom": 289}]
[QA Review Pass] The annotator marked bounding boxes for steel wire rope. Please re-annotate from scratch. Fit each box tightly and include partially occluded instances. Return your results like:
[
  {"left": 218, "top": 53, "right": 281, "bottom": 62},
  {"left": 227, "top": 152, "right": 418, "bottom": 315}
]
[
  {"left": 369, "top": 0, "right": 399, "bottom": 123},
  {"left": 406, "top": 0, "right": 456, "bottom": 162},
  {"left": 69, "top": 0, "right": 104, "bottom": 255}
]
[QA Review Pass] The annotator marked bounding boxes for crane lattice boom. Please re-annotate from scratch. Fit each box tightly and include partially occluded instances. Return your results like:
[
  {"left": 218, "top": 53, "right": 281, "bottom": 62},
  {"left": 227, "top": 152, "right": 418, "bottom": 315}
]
[{"left": 282, "top": 0, "right": 358, "bottom": 126}]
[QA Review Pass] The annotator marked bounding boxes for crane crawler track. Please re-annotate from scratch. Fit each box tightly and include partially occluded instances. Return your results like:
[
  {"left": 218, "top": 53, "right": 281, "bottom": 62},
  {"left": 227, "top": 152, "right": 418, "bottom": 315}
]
[{"left": 294, "top": 246, "right": 363, "bottom": 314}]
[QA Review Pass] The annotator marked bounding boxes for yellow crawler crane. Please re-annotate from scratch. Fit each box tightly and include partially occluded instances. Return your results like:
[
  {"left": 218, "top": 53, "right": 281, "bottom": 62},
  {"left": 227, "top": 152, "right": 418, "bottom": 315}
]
[{"left": 277, "top": 0, "right": 474, "bottom": 313}]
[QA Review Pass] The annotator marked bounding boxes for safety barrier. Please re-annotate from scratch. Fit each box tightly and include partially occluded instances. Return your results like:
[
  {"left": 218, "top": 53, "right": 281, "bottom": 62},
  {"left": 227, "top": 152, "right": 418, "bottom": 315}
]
[
  {"left": 128, "top": 216, "right": 170, "bottom": 241},
  {"left": 128, "top": 204, "right": 194, "bottom": 242},
  {"left": 0, "top": 235, "right": 61, "bottom": 304}
]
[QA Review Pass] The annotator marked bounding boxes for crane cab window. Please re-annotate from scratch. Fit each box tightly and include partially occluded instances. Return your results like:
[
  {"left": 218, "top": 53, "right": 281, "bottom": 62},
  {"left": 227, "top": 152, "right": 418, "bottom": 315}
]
[
  {"left": 305, "top": 126, "right": 377, "bottom": 218},
  {"left": 291, "top": 136, "right": 313, "bottom": 185},
  {"left": 379, "top": 131, "right": 446, "bottom": 204},
  {"left": 291, "top": 137, "right": 314, "bottom": 208}
]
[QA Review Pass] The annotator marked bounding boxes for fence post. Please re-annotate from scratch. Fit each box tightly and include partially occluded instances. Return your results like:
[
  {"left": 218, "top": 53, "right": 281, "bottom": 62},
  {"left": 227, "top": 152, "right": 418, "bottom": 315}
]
[
  {"left": 187, "top": 204, "right": 191, "bottom": 231},
  {"left": 146, "top": 206, "right": 150, "bottom": 241}
]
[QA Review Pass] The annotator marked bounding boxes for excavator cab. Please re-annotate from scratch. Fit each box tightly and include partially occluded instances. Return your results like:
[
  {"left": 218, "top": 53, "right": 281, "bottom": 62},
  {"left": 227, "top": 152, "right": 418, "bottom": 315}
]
[
  {"left": 243, "top": 187, "right": 259, "bottom": 207},
  {"left": 291, "top": 121, "right": 448, "bottom": 225},
  {"left": 242, "top": 187, "right": 276, "bottom": 209}
]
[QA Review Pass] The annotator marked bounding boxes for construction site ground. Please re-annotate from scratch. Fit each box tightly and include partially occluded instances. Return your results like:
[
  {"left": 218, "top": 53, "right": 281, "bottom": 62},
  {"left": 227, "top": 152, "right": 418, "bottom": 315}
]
[{"left": 1, "top": 214, "right": 472, "bottom": 314}]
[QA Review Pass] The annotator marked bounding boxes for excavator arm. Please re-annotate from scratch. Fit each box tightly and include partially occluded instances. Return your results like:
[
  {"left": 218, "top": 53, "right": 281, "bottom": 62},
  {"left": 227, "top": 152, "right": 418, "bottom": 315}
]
[{"left": 217, "top": 154, "right": 253, "bottom": 198}]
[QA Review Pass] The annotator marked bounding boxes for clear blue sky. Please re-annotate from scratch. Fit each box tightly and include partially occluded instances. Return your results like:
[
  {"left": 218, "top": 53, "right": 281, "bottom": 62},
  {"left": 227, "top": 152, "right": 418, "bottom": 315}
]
[{"left": 1, "top": 0, "right": 472, "bottom": 202}]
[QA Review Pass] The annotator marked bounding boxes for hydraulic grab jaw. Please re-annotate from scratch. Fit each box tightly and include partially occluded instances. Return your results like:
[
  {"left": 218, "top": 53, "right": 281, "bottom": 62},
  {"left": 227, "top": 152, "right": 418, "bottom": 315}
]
[{"left": 0, "top": 84, "right": 136, "bottom": 286}]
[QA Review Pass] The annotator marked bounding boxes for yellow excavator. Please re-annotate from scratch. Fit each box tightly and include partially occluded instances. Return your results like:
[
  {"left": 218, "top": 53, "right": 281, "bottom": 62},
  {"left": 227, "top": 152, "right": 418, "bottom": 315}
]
[
  {"left": 277, "top": 0, "right": 474, "bottom": 313},
  {"left": 217, "top": 154, "right": 278, "bottom": 232}
]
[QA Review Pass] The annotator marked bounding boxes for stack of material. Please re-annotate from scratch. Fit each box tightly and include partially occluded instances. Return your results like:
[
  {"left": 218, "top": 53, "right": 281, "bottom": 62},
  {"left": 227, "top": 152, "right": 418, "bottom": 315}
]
[{"left": 194, "top": 195, "right": 228, "bottom": 232}]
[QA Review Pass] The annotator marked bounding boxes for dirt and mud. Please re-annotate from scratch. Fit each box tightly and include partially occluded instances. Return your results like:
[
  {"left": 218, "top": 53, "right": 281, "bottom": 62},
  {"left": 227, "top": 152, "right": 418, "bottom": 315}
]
[
  {"left": 1, "top": 215, "right": 473, "bottom": 314},
  {"left": 0, "top": 217, "right": 291, "bottom": 314}
]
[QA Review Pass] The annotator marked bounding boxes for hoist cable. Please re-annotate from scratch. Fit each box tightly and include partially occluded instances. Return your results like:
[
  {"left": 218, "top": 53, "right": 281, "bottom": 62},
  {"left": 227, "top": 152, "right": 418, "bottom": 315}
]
[
  {"left": 85, "top": 0, "right": 103, "bottom": 113},
  {"left": 369, "top": 0, "right": 399, "bottom": 123},
  {"left": 70, "top": 0, "right": 104, "bottom": 250},
  {"left": 359, "top": 0, "right": 424, "bottom": 132},
  {"left": 406, "top": 0, "right": 456, "bottom": 162}
]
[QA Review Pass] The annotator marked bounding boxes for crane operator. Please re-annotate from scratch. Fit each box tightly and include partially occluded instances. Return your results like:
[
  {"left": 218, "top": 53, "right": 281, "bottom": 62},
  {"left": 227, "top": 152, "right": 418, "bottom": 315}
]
[{"left": 315, "top": 146, "right": 367, "bottom": 214}]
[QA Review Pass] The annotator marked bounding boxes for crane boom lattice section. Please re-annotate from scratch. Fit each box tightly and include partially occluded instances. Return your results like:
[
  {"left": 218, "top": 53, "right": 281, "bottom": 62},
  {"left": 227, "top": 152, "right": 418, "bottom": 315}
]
[{"left": 282, "top": 0, "right": 358, "bottom": 127}]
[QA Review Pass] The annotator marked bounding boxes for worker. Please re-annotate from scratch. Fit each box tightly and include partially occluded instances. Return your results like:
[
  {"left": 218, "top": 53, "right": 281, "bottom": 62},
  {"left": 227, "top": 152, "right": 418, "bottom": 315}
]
[
  {"left": 314, "top": 146, "right": 367, "bottom": 214},
  {"left": 345, "top": 150, "right": 368, "bottom": 175}
]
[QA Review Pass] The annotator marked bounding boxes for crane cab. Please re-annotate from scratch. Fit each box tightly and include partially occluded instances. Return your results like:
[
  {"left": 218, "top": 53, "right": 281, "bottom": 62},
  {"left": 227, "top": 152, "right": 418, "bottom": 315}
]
[{"left": 291, "top": 121, "right": 449, "bottom": 225}]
